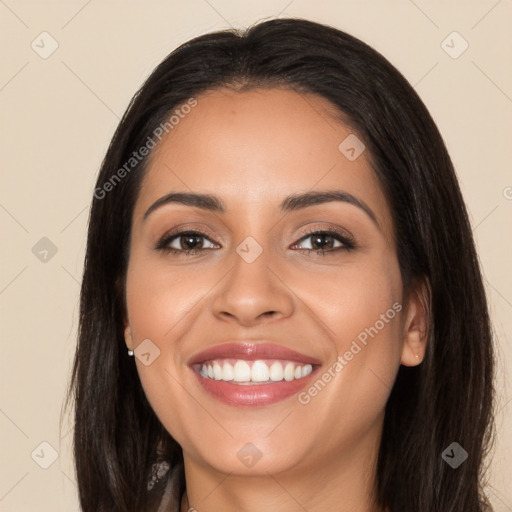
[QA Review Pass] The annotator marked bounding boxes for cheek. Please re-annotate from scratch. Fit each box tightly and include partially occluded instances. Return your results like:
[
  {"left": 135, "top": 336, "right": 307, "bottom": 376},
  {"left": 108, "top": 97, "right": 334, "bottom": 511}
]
[
  {"left": 124, "top": 255, "right": 218, "bottom": 445},
  {"left": 305, "top": 250, "right": 403, "bottom": 355},
  {"left": 295, "top": 252, "right": 404, "bottom": 421},
  {"left": 125, "top": 255, "right": 202, "bottom": 342}
]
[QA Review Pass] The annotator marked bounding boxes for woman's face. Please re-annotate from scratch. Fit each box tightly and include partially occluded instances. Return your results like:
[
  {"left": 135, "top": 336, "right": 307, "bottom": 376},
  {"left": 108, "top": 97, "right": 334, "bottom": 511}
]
[{"left": 124, "top": 87, "right": 424, "bottom": 479}]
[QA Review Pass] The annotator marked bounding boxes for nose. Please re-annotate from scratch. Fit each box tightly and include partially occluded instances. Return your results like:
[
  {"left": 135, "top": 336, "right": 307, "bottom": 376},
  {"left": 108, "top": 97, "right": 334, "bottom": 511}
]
[{"left": 211, "top": 246, "right": 295, "bottom": 327}]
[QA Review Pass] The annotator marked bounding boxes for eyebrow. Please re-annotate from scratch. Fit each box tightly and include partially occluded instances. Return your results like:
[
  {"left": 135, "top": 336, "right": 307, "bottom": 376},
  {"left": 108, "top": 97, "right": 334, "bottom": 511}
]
[{"left": 143, "top": 190, "right": 379, "bottom": 228}]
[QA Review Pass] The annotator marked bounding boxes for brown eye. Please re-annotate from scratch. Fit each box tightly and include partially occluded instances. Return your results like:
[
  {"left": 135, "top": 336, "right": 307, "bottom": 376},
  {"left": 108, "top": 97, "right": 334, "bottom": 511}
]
[
  {"left": 292, "top": 229, "right": 355, "bottom": 255},
  {"left": 156, "top": 230, "right": 219, "bottom": 255}
]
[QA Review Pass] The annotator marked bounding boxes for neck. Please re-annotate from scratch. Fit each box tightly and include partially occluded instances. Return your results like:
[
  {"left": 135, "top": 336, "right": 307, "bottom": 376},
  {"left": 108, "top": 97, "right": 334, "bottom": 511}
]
[{"left": 180, "top": 417, "right": 385, "bottom": 512}]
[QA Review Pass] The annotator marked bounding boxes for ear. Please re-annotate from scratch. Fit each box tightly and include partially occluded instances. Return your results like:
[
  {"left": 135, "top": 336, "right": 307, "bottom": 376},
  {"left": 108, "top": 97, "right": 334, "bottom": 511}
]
[
  {"left": 400, "top": 278, "right": 430, "bottom": 366},
  {"left": 124, "top": 323, "right": 134, "bottom": 352},
  {"left": 116, "top": 274, "right": 133, "bottom": 351}
]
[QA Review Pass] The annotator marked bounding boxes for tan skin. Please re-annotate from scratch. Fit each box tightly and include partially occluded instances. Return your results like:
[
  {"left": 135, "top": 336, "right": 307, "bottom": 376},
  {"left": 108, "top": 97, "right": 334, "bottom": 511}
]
[{"left": 123, "top": 87, "right": 428, "bottom": 512}]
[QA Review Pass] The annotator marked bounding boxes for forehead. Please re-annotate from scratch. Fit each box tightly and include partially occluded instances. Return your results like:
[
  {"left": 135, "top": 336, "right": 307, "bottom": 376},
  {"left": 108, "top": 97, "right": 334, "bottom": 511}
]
[{"left": 134, "top": 87, "right": 391, "bottom": 233}]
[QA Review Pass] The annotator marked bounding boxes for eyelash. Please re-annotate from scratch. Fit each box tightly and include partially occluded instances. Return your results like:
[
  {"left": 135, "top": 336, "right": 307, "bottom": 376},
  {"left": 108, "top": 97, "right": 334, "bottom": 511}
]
[{"left": 155, "top": 226, "right": 356, "bottom": 257}]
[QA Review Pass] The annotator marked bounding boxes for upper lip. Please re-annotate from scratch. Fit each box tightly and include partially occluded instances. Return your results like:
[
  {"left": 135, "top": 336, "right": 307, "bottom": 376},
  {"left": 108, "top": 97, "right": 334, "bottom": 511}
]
[{"left": 188, "top": 342, "right": 322, "bottom": 366}]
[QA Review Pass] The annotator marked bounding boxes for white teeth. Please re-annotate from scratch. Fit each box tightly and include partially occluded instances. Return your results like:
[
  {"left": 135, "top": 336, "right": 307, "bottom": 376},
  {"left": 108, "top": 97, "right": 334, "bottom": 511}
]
[
  {"left": 251, "top": 360, "right": 269, "bottom": 382},
  {"left": 199, "top": 360, "right": 314, "bottom": 384},
  {"left": 284, "top": 362, "right": 295, "bottom": 381},
  {"left": 233, "top": 360, "right": 251, "bottom": 382},
  {"left": 302, "top": 364, "right": 313, "bottom": 377},
  {"left": 213, "top": 362, "right": 223, "bottom": 380},
  {"left": 269, "top": 361, "right": 284, "bottom": 381},
  {"left": 222, "top": 362, "right": 234, "bottom": 381}
]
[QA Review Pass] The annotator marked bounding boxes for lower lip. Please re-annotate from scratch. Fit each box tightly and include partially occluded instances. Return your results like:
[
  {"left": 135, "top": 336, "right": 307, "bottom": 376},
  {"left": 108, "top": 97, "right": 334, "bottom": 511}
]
[{"left": 192, "top": 367, "right": 318, "bottom": 407}]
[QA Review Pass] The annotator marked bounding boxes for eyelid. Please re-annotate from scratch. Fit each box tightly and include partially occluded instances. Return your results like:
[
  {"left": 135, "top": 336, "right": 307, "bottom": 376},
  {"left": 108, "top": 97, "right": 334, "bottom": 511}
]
[{"left": 157, "top": 223, "right": 220, "bottom": 241}]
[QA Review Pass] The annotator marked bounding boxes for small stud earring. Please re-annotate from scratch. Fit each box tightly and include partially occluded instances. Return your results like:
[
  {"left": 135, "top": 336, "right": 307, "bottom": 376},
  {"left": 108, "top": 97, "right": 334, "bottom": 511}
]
[
  {"left": 128, "top": 349, "right": 134, "bottom": 357},
  {"left": 415, "top": 354, "right": 420, "bottom": 359}
]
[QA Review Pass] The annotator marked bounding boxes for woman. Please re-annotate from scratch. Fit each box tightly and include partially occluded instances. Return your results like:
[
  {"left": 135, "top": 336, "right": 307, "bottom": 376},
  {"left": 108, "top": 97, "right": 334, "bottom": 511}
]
[{"left": 66, "top": 17, "right": 495, "bottom": 512}]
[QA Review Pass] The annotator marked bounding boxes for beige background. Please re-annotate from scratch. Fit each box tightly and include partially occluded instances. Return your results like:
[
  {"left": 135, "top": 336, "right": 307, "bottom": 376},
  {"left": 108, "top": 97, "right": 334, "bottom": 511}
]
[{"left": 0, "top": 1, "right": 511, "bottom": 510}]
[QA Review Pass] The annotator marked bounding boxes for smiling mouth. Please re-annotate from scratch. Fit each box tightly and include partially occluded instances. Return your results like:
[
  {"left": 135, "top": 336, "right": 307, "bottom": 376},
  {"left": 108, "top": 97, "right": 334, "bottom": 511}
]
[
  {"left": 195, "top": 358, "right": 314, "bottom": 384},
  {"left": 188, "top": 342, "right": 321, "bottom": 406},
  {"left": 192, "top": 361, "right": 319, "bottom": 406}
]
